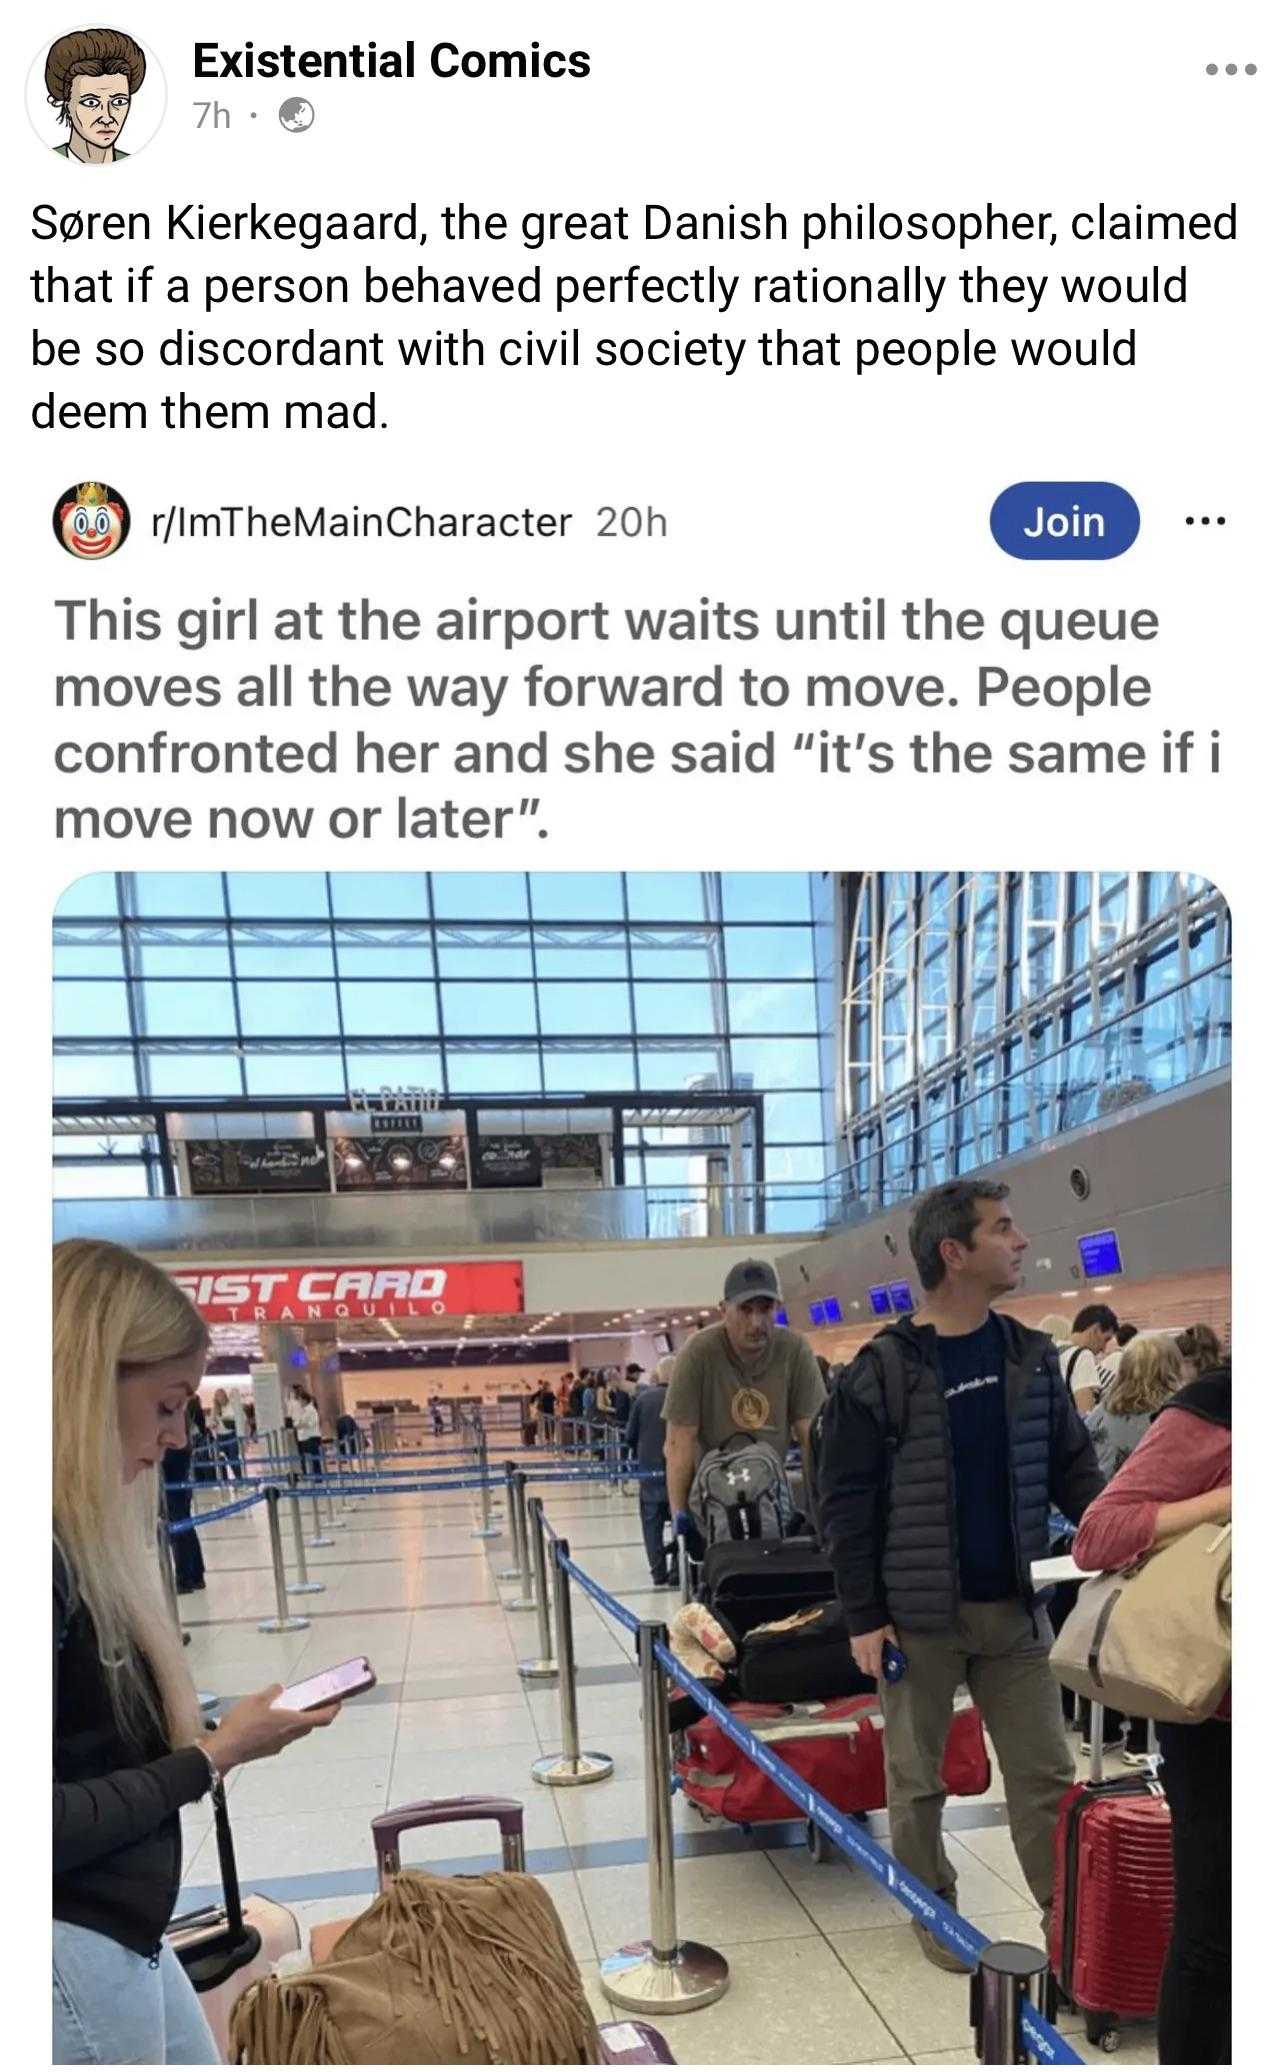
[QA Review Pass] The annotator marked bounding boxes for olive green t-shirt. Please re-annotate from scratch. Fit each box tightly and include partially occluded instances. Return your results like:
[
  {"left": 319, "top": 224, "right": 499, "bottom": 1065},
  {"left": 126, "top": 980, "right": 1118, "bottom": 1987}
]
[{"left": 661, "top": 1323, "right": 826, "bottom": 1459}]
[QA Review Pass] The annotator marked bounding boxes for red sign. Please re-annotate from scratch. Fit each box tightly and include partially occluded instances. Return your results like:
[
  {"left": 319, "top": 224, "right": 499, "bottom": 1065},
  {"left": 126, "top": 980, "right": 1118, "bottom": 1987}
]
[{"left": 169, "top": 1260, "right": 525, "bottom": 1324}]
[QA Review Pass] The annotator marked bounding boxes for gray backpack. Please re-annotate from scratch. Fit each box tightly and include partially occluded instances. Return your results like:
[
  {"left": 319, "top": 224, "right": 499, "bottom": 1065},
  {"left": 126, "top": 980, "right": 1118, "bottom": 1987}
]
[{"left": 690, "top": 1437, "right": 794, "bottom": 1543}]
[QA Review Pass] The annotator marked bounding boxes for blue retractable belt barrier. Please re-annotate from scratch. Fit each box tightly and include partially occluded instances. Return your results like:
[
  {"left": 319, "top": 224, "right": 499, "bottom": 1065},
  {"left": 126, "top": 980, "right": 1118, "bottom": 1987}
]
[
  {"left": 166, "top": 1489, "right": 267, "bottom": 1536},
  {"left": 556, "top": 1546, "right": 642, "bottom": 1635},
  {"left": 656, "top": 1641, "right": 1081, "bottom": 2066}
]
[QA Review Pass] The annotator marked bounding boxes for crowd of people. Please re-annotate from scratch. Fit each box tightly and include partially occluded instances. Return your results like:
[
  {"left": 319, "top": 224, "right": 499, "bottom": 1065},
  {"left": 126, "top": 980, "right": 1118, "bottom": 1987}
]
[{"left": 52, "top": 1199, "right": 1230, "bottom": 2064}]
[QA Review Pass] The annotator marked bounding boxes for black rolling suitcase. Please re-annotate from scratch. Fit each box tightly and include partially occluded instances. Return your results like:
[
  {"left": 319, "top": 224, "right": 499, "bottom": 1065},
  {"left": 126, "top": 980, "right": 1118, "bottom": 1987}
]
[
  {"left": 737, "top": 1597, "right": 874, "bottom": 1702},
  {"left": 700, "top": 1533, "right": 835, "bottom": 1643}
]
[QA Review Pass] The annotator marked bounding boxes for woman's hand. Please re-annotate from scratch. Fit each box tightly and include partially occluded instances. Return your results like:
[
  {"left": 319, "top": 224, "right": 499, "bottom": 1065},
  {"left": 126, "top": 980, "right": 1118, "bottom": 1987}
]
[{"left": 198, "top": 1686, "right": 340, "bottom": 1774}]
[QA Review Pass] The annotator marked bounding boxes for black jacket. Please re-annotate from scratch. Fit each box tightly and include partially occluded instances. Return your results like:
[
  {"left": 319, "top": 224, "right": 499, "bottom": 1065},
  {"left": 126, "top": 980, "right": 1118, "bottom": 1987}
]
[
  {"left": 817, "top": 1314, "right": 1104, "bottom": 1637},
  {"left": 53, "top": 1546, "right": 209, "bottom": 1956}
]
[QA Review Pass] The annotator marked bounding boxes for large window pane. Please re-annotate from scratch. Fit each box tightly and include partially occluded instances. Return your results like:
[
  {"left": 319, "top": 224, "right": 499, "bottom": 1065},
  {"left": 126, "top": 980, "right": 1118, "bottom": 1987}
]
[
  {"left": 723, "top": 926, "right": 815, "bottom": 979},
  {"left": 720, "top": 874, "right": 812, "bottom": 922},
  {"left": 537, "top": 982, "right": 632, "bottom": 1036},
  {"left": 340, "top": 982, "right": 438, "bottom": 1037},
  {"left": 431, "top": 873, "right": 529, "bottom": 920},
  {"left": 765, "top": 1145, "right": 826, "bottom": 1183},
  {"left": 633, "top": 984, "right": 720, "bottom": 1036},
  {"left": 238, "top": 983, "right": 340, "bottom": 1037},
  {"left": 542, "top": 1049, "right": 636, "bottom": 1092},
  {"left": 762, "top": 1091, "right": 826, "bottom": 1142},
  {"left": 243, "top": 1051, "right": 347, "bottom": 1095},
  {"left": 54, "top": 1052, "right": 139, "bottom": 1097},
  {"left": 144, "top": 1054, "right": 245, "bottom": 1098},
  {"left": 731, "top": 1037, "right": 820, "bottom": 1090},
  {"left": 329, "top": 873, "right": 429, "bottom": 919},
  {"left": 444, "top": 1051, "right": 542, "bottom": 1094},
  {"left": 636, "top": 1046, "right": 727, "bottom": 1090},
  {"left": 133, "top": 873, "right": 225, "bottom": 917},
  {"left": 631, "top": 943, "right": 721, "bottom": 980},
  {"left": 137, "top": 940, "right": 231, "bottom": 978},
  {"left": 226, "top": 874, "right": 330, "bottom": 917},
  {"left": 136, "top": 982, "right": 237, "bottom": 1038},
  {"left": 535, "top": 944, "right": 629, "bottom": 979},
  {"left": 336, "top": 939, "right": 435, "bottom": 978},
  {"left": 55, "top": 982, "right": 132, "bottom": 1037},
  {"left": 727, "top": 982, "right": 817, "bottom": 1035},
  {"left": 529, "top": 874, "right": 624, "bottom": 920},
  {"left": 626, "top": 874, "right": 711, "bottom": 921},
  {"left": 53, "top": 1163, "right": 151, "bottom": 1200},
  {"left": 54, "top": 938, "right": 126, "bottom": 977},
  {"left": 440, "top": 984, "right": 537, "bottom": 1036},
  {"left": 436, "top": 942, "right": 533, "bottom": 978},
  {"left": 234, "top": 942, "right": 335, "bottom": 978},
  {"left": 56, "top": 873, "right": 120, "bottom": 917}
]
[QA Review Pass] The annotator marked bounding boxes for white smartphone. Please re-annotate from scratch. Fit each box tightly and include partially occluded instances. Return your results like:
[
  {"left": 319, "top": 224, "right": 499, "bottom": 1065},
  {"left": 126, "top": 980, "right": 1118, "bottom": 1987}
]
[{"left": 272, "top": 1656, "right": 376, "bottom": 1713}]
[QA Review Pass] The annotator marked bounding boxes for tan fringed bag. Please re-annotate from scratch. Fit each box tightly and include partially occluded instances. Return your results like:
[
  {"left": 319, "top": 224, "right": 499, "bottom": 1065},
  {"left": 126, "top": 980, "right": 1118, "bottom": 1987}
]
[
  {"left": 1050, "top": 1521, "right": 1231, "bottom": 1724},
  {"left": 227, "top": 1868, "right": 601, "bottom": 2065}
]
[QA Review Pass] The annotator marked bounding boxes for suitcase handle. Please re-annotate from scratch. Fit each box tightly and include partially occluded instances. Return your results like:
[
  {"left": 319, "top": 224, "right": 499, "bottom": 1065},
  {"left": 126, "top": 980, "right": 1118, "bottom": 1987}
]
[{"left": 372, "top": 1796, "right": 527, "bottom": 1878}]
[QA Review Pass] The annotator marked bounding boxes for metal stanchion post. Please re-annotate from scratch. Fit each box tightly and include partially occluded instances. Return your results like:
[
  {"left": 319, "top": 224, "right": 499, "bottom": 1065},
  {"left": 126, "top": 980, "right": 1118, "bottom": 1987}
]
[
  {"left": 281, "top": 1432, "right": 325, "bottom": 1596},
  {"left": 970, "top": 1942, "right": 1056, "bottom": 2064},
  {"left": 531, "top": 1539, "right": 613, "bottom": 1787},
  {"left": 258, "top": 1487, "right": 311, "bottom": 1633},
  {"left": 517, "top": 1497, "right": 559, "bottom": 1681},
  {"left": 502, "top": 1470, "right": 537, "bottom": 1610},
  {"left": 321, "top": 1447, "right": 344, "bottom": 1530},
  {"left": 600, "top": 1621, "right": 729, "bottom": 2012},
  {"left": 472, "top": 1420, "right": 501, "bottom": 1539},
  {"left": 677, "top": 1530, "right": 693, "bottom": 1605},
  {"left": 306, "top": 1455, "right": 335, "bottom": 1549},
  {"left": 498, "top": 1461, "right": 521, "bottom": 1580}
]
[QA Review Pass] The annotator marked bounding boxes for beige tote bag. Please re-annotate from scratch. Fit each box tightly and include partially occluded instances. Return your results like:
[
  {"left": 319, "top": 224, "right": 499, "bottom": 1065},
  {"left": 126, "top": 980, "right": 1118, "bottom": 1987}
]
[{"left": 1049, "top": 1521, "right": 1230, "bottom": 1724}]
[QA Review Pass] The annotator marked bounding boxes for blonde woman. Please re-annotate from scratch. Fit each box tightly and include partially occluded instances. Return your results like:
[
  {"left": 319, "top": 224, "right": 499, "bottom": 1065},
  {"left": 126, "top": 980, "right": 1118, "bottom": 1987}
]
[
  {"left": 1085, "top": 1332, "right": 1184, "bottom": 1483},
  {"left": 54, "top": 1240, "right": 339, "bottom": 2065}
]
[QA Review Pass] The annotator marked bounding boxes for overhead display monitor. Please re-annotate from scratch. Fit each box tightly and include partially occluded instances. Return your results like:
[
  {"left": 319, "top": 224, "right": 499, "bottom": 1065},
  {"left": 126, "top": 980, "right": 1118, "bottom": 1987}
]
[
  {"left": 888, "top": 1280, "right": 916, "bottom": 1314},
  {"left": 823, "top": 1296, "right": 843, "bottom": 1324},
  {"left": 1078, "top": 1228, "right": 1124, "bottom": 1278},
  {"left": 808, "top": 1299, "right": 827, "bottom": 1326},
  {"left": 775, "top": 1306, "right": 790, "bottom": 1327},
  {"left": 868, "top": 1285, "right": 892, "bottom": 1316}
]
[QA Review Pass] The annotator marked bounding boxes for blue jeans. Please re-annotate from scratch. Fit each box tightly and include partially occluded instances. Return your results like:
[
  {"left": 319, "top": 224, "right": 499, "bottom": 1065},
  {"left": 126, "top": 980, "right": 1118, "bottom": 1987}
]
[{"left": 53, "top": 1923, "right": 219, "bottom": 2065}]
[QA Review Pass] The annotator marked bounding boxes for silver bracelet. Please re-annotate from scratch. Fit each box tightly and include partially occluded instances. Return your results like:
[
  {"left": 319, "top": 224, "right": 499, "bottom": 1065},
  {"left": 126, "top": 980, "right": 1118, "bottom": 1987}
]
[{"left": 192, "top": 1739, "right": 222, "bottom": 1799}]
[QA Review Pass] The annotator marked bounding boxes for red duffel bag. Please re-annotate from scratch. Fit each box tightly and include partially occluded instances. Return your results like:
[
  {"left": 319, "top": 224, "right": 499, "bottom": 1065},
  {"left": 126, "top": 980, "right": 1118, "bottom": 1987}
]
[{"left": 676, "top": 1693, "right": 990, "bottom": 1825}]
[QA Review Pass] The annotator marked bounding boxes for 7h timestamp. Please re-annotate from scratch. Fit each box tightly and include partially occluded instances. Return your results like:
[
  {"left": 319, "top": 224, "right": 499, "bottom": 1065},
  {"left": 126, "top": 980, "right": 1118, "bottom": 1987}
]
[{"left": 597, "top": 505, "right": 668, "bottom": 539}]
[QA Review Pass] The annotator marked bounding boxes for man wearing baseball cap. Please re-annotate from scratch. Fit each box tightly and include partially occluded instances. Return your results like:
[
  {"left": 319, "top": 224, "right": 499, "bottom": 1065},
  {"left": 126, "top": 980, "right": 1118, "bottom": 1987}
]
[{"left": 663, "top": 1258, "right": 826, "bottom": 1535}]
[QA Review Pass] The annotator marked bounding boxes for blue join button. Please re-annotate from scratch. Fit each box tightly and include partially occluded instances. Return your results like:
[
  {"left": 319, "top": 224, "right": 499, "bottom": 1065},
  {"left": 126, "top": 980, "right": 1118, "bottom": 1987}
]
[{"left": 990, "top": 481, "right": 1140, "bottom": 559}]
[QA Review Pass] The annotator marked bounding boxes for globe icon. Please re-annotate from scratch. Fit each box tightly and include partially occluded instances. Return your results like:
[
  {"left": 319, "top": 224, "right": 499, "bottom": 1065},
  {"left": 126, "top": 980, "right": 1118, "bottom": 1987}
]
[{"left": 278, "top": 97, "right": 315, "bottom": 132}]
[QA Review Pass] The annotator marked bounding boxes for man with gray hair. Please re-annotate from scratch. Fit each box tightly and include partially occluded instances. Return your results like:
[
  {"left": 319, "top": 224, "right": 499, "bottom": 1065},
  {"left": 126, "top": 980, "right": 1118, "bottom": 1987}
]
[
  {"left": 625, "top": 1356, "right": 676, "bottom": 1585},
  {"left": 818, "top": 1179, "right": 1103, "bottom": 1972},
  {"left": 663, "top": 1259, "right": 827, "bottom": 1544}
]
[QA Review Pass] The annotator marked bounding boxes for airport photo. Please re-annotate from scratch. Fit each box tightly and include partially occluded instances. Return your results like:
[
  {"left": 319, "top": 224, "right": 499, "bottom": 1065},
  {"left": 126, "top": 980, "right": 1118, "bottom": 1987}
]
[{"left": 52, "top": 870, "right": 1231, "bottom": 2065}]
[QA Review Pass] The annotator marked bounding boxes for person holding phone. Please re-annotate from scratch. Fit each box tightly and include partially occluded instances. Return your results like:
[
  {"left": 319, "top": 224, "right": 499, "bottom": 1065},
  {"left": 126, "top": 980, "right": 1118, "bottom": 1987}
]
[{"left": 53, "top": 1239, "right": 341, "bottom": 2066}]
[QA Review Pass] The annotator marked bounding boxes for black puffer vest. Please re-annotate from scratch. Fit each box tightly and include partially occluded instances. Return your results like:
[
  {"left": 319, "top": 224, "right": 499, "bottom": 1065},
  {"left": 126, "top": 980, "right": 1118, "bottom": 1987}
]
[{"left": 831, "top": 1313, "right": 1102, "bottom": 1632}]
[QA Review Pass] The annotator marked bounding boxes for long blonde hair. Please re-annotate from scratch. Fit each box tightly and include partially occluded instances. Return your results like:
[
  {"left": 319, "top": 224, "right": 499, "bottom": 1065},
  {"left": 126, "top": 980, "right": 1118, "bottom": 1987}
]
[
  {"left": 1107, "top": 1333, "right": 1183, "bottom": 1417},
  {"left": 53, "top": 1239, "right": 207, "bottom": 1748}
]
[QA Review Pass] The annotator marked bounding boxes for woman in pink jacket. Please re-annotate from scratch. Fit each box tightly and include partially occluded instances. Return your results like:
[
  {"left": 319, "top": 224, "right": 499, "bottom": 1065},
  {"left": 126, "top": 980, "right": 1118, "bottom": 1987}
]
[{"left": 1073, "top": 1363, "right": 1231, "bottom": 2065}]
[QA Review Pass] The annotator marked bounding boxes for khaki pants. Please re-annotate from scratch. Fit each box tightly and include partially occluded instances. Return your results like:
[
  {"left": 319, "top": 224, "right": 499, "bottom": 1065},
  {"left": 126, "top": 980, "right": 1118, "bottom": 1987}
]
[{"left": 880, "top": 1600, "right": 1074, "bottom": 1914}]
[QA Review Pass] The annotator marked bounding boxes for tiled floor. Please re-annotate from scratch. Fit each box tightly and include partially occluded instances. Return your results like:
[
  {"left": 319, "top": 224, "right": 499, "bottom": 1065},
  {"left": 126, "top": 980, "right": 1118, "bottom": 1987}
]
[{"left": 179, "top": 1451, "right": 1158, "bottom": 2065}]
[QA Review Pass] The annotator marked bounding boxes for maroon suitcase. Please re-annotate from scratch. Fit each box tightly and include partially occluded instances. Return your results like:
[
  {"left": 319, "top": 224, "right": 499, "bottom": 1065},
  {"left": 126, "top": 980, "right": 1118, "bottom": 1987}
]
[
  {"left": 1048, "top": 1773, "right": 1173, "bottom": 2051},
  {"left": 310, "top": 1796, "right": 676, "bottom": 2065}
]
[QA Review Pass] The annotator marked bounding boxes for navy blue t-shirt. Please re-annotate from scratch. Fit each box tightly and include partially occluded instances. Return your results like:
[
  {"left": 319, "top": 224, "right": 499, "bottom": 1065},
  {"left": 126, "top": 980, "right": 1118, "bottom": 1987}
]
[{"left": 934, "top": 1316, "right": 1017, "bottom": 1601}]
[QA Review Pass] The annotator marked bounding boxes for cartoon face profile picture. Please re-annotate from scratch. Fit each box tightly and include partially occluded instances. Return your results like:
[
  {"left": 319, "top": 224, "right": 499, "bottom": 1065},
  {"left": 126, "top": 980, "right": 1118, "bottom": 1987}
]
[
  {"left": 45, "top": 27, "right": 146, "bottom": 163},
  {"left": 54, "top": 482, "right": 130, "bottom": 560}
]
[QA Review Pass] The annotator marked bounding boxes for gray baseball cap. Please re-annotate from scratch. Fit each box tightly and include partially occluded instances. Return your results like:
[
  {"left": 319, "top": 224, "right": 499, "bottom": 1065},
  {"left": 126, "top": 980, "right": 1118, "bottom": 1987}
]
[{"left": 722, "top": 1258, "right": 781, "bottom": 1308}]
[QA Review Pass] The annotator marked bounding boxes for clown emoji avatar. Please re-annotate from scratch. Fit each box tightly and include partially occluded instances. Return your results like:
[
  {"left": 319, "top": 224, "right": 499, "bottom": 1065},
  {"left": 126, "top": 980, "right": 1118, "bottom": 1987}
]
[
  {"left": 54, "top": 483, "right": 130, "bottom": 559},
  {"left": 46, "top": 28, "right": 146, "bottom": 163}
]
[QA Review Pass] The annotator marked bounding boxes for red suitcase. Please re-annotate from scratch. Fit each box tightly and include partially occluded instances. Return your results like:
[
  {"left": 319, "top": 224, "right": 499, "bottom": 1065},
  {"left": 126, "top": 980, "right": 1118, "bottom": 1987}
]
[
  {"left": 1049, "top": 1773, "right": 1173, "bottom": 2051},
  {"left": 676, "top": 1693, "right": 990, "bottom": 1828}
]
